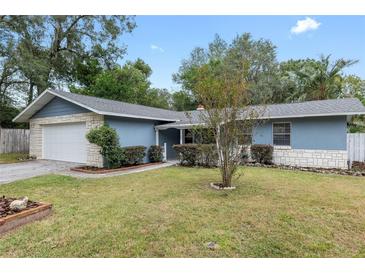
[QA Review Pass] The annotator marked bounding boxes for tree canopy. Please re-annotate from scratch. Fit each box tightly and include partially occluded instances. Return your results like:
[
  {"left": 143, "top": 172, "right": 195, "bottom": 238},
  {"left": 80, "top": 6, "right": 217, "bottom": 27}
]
[{"left": 0, "top": 15, "right": 136, "bottom": 106}]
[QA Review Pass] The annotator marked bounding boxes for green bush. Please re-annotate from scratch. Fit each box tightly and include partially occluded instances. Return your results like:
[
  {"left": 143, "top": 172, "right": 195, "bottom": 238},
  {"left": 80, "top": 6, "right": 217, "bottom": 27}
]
[
  {"left": 173, "top": 144, "right": 218, "bottom": 167},
  {"left": 251, "top": 144, "right": 273, "bottom": 164},
  {"left": 86, "top": 125, "right": 125, "bottom": 168},
  {"left": 173, "top": 144, "right": 200, "bottom": 166},
  {"left": 148, "top": 145, "right": 163, "bottom": 163},
  {"left": 123, "top": 146, "right": 146, "bottom": 165}
]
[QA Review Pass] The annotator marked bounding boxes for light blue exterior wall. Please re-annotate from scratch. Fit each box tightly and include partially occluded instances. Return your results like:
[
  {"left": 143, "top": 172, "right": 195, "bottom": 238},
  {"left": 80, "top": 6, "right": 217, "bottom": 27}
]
[
  {"left": 105, "top": 116, "right": 160, "bottom": 162},
  {"left": 32, "top": 97, "right": 89, "bottom": 118},
  {"left": 253, "top": 116, "right": 347, "bottom": 150}
]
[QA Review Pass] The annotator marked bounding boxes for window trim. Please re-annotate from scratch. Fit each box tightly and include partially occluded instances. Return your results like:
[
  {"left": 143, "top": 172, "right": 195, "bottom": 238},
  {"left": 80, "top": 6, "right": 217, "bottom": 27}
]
[{"left": 272, "top": 122, "right": 292, "bottom": 148}]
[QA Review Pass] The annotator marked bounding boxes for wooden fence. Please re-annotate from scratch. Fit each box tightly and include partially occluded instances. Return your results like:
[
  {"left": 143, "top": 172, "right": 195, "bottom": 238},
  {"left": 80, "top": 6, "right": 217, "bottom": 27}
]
[
  {"left": 0, "top": 128, "right": 30, "bottom": 154},
  {"left": 347, "top": 133, "right": 365, "bottom": 163}
]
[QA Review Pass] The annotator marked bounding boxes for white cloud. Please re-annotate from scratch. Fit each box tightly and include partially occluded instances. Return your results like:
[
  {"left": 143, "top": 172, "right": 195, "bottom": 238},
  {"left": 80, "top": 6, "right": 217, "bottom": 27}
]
[
  {"left": 290, "top": 17, "right": 321, "bottom": 34},
  {"left": 150, "top": 44, "right": 164, "bottom": 53}
]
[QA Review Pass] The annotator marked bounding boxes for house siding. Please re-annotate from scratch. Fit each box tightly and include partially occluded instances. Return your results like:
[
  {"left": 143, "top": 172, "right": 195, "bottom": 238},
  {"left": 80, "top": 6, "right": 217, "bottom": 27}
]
[
  {"left": 252, "top": 116, "right": 348, "bottom": 169},
  {"left": 32, "top": 97, "right": 89, "bottom": 118},
  {"left": 105, "top": 116, "right": 159, "bottom": 162},
  {"left": 253, "top": 116, "right": 347, "bottom": 150}
]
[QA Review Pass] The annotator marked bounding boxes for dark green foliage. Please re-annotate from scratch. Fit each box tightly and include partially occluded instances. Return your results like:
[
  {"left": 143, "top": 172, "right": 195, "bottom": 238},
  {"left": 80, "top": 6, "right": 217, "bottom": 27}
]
[
  {"left": 86, "top": 125, "right": 124, "bottom": 168},
  {"left": 71, "top": 59, "right": 172, "bottom": 109},
  {"left": 173, "top": 144, "right": 218, "bottom": 167},
  {"left": 123, "top": 146, "right": 146, "bottom": 165},
  {"left": 251, "top": 144, "right": 273, "bottom": 164},
  {"left": 171, "top": 90, "right": 197, "bottom": 111},
  {"left": 173, "top": 144, "right": 200, "bottom": 166},
  {"left": 148, "top": 145, "right": 163, "bottom": 163}
]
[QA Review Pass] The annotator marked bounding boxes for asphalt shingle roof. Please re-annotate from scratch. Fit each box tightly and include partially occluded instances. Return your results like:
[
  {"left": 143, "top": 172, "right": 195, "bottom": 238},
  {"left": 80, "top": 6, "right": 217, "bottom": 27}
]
[
  {"left": 13, "top": 89, "right": 365, "bottom": 124},
  {"left": 52, "top": 90, "right": 185, "bottom": 121},
  {"left": 156, "top": 98, "right": 365, "bottom": 129}
]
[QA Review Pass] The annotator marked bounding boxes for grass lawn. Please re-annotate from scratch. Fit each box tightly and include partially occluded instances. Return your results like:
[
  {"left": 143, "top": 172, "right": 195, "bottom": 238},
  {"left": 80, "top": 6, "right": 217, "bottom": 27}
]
[
  {"left": 0, "top": 153, "right": 29, "bottom": 164},
  {"left": 0, "top": 166, "right": 365, "bottom": 257}
]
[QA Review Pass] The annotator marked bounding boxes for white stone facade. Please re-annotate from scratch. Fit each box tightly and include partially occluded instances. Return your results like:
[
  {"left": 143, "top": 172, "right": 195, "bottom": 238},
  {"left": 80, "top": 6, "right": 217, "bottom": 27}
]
[
  {"left": 273, "top": 147, "right": 348, "bottom": 169},
  {"left": 29, "top": 112, "right": 104, "bottom": 167}
]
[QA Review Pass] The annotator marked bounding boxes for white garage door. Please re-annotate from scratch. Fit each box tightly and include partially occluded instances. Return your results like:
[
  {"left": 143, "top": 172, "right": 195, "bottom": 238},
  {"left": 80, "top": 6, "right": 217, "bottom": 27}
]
[{"left": 43, "top": 122, "right": 87, "bottom": 163}]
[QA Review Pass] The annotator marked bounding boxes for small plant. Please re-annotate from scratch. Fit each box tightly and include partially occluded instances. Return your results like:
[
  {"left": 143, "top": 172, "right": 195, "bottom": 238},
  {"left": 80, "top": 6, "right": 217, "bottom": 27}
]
[
  {"left": 123, "top": 146, "right": 146, "bottom": 165},
  {"left": 148, "top": 145, "right": 163, "bottom": 162},
  {"left": 86, "top": 125, "right": 125, "bottom": 168},
  {"left": 251, "top": 144, "right": 273, "bottom": 164}
]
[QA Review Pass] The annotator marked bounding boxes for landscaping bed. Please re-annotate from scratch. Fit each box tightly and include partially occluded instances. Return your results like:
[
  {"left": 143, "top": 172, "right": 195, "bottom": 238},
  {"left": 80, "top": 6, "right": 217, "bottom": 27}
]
[
  {"left": 245, "top": 162, "right": 365, "bottom": 176},
  {"left": 71, "top": 162, "right": 163, "bottom": 174},
  {"left": 0, "top": 196, "right": 52, "bottom": 235}
]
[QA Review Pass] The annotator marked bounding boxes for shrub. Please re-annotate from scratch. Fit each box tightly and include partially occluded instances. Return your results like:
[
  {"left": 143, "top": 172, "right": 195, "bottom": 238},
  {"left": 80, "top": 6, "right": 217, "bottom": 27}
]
[
  {"left": 86, "top": 125, "right": 124, "bottom": 168},
  {"left": 197, "top": 144, "right": 218, "bottom": 167},
  {"left": 352, "top": 161, "right": 365, "bottom": 171},
  {"left": 173, "top": 144, "right": 200, "bottom": 166},
  {"left": 148, "top": 145, "right": 163, "bottom": 163},
  {"left": 173, "top": 144, "right": 218, "bottom": 167},
  {"left": 251, "top": 144, "right": 273, "bottom": 164},
  {"left": 123, "top": 146, "right": 146, "bottom": 165}
]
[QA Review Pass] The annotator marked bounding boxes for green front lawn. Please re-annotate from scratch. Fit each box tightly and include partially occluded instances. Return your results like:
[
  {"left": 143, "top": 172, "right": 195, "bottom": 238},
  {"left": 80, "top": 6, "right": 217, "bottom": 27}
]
[
  {"left": 0, "top": 153, "right": 29, "bottom": 164},
  {"left": 0, "top": 166, "right": 365, "bottom": 257}
]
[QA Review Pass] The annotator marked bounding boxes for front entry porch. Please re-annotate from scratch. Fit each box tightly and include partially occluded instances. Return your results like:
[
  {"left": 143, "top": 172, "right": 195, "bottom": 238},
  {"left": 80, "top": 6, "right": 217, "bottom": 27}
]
[{"left": 155, "top": 126, "right": 195, "bottom": 161}]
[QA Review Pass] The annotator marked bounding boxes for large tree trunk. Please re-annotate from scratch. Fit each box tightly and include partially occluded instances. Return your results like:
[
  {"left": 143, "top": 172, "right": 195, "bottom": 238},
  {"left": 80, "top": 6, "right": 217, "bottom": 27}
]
[{"left": 27, "top": 82, "right": 34, "bottom": 105}]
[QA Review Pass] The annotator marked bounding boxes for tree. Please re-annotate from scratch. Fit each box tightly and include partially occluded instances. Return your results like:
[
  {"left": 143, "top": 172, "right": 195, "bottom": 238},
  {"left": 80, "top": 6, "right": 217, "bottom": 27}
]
[
  {"left": 173, "top": 33, "right": 279, "bottom": 105},
  {"left": 277, "top": 56, "right": 358, "bottom": 103},
  {"left": 171, "top": 90, "right": 197, "bottom": 111},
  {"left": 341, "top": 75, "right": 365, "bottom": 104},
  {"left": 71, "top": 59, "right": 172, "bottom": 109},
  {"left": 188, "top": 38, "right": 263, "bottom": 188},
  {"left": 0, "top": 15, "right": 136, "bottom": 105}
]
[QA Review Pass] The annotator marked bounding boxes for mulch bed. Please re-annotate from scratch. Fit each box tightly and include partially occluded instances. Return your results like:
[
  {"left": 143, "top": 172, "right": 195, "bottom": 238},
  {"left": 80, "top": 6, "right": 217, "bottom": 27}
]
[
  {"left": 0, "top": 196, "right": 52, "bottom": 235},
  {"left": 0, "top": 196, "right": 40, "bottom": 218},
  {"left": 245, "top": 162, "right": 365, "bottom": 176},
  {"left": 71, "top": 162, "right": 163, "bottom": 174}
]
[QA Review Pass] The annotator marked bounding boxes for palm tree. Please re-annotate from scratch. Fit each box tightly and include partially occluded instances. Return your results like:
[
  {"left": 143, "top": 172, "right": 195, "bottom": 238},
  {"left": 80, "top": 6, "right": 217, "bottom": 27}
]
[{"left": 304, "top": 55, "right": 358, "bottom": 100}]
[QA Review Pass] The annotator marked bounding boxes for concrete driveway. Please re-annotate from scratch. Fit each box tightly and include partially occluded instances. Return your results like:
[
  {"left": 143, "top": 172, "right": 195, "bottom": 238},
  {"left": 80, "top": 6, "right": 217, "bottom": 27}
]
[{"left": 0, "top": 160, "right": 81, "bottom": 184}]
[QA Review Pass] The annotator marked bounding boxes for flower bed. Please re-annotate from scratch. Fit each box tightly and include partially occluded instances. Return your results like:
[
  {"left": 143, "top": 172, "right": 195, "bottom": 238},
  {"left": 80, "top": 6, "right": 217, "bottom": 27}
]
[
  {"left": 245, "top": 162, "right": 365, "bottom": 176},
  {"left": 71, "top": 162, "right": 162, "bottom": 174},
  {"left": 0, "top": 196, "right": 52, "bottom": 235}
]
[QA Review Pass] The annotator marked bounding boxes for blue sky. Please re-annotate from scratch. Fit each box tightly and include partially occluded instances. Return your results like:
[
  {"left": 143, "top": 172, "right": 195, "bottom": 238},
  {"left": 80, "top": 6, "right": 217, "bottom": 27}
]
[{"left": 121, "top": 16, "right": 365, "bottom": 90}]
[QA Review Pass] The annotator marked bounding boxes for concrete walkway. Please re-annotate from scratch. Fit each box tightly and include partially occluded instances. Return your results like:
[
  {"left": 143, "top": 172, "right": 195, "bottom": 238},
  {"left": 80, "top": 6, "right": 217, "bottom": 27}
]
[{"left": 58, "top": 161, "right": 177, "bottom": 179}]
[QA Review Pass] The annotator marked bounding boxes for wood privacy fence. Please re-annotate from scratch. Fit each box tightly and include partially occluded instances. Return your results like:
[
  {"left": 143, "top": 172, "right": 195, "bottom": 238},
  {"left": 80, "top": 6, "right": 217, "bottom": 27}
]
[
  {"left": 0, "top": 128, "right": 30, "bottom": 154},
  {"left": 347, "top": 133, "right": 365, "bottom": 163}
]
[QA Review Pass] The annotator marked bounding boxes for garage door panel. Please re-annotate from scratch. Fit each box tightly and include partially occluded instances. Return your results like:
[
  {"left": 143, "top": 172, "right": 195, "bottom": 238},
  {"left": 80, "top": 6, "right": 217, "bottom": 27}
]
[{"left": 43, "top": 122, "right": 87, "bottom": 163}]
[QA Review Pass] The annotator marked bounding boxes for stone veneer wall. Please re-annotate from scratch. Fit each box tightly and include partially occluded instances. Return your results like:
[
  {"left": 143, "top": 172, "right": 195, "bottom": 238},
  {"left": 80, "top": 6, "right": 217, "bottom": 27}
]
[
  {"left": 29, "top": 112, "right": 104, "bottom": 167},
  {"left": 273, "top": 148, "right": 348, "bottom": 169}
]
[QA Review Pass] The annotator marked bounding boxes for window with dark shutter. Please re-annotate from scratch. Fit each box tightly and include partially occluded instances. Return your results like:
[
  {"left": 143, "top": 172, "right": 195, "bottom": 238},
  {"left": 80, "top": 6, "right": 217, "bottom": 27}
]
[{"left": 273, "top": 123, "right": 291, "bottom": 146}]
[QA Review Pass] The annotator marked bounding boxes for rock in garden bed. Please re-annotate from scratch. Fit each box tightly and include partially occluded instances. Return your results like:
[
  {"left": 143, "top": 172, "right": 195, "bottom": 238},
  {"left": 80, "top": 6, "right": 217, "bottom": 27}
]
[
  {"left": 210, "top": 183, "right": 236, "bottom": 190},
  {"left": 245, "top": 162, "right": 365, "bottom": 176},
  {"left": 0, "top": 196, "right": 52, "bottom": 235}
]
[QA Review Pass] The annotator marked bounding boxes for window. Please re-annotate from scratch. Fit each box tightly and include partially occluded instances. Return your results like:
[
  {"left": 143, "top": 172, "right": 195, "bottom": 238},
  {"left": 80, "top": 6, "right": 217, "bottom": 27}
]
[{"left": 273, "top": 122, "right": 291, "bottom": 146}]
